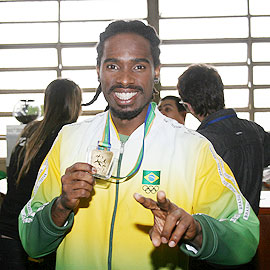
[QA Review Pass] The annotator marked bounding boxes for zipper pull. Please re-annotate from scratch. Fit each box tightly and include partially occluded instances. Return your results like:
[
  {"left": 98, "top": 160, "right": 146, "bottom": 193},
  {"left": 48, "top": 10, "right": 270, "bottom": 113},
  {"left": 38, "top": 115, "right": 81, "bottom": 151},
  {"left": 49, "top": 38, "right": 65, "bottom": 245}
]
[{"left": 120, "top": 141, "right": 125, "bottom": 154}]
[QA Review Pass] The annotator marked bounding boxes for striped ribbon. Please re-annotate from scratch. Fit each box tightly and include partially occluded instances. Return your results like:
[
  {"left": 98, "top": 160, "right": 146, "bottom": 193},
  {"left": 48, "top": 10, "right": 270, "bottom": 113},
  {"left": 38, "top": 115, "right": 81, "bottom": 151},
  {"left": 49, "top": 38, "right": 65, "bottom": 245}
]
[{"left": 98, "top": 102, "right": 156, "bottom": 181}]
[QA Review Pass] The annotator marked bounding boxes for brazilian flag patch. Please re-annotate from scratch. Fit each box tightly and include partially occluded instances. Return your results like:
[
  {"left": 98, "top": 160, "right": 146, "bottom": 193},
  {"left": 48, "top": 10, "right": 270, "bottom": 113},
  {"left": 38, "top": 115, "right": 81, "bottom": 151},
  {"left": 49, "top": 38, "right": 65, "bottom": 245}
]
[{"left": 142, "top": 170, "right": 160, "bottom": 185}]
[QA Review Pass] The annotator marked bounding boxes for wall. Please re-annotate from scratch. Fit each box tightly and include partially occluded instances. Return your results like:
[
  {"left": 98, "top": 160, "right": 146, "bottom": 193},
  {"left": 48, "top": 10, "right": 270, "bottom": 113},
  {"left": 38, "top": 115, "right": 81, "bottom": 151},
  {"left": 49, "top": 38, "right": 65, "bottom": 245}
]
[{"left": 0, "top": 158, "right": 7, "bottom": 174}]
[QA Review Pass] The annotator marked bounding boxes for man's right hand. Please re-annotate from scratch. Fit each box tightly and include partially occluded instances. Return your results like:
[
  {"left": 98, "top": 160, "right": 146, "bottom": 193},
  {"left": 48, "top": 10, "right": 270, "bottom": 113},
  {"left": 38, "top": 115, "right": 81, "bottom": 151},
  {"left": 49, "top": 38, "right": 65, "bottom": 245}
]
[{"left": 51, "top": 162, "right": 96, "bottom": 226}]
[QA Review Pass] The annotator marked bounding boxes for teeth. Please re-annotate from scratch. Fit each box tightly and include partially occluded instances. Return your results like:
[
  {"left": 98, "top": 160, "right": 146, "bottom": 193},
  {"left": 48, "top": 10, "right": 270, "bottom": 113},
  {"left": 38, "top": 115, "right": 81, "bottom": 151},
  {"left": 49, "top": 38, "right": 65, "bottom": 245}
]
[{"left": 115, "top": 92, "right": 137, "bottom": 100}]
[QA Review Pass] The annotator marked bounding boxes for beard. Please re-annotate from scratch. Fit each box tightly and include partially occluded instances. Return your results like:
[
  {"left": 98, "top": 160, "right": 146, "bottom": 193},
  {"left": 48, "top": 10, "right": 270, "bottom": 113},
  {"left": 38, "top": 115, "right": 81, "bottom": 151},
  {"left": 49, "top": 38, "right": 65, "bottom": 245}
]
[
  {"left": 110, "top": 95, "right": 152, "bottom": 120},
  {"left": 106, "top": 83, "right": 153, "bottom": 120}
]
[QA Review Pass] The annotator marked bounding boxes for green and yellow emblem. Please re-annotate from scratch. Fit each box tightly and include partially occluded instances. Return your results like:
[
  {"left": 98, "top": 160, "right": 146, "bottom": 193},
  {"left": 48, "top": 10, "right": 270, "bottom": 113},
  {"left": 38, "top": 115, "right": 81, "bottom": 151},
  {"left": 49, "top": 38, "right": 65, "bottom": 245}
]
[{"left": 142, "top": 170, "right": 160, "bottom": 185}]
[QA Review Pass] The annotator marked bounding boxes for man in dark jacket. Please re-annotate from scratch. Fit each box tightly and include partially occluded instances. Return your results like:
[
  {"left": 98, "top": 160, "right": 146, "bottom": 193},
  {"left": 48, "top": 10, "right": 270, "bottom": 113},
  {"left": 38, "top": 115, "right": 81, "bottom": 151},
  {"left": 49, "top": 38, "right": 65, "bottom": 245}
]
[
  {"left": 177, "top": 63, "right": 270, "bottom": 270},
  {"left": 177, "top": 63, "right": 270, "bottom": 216}
]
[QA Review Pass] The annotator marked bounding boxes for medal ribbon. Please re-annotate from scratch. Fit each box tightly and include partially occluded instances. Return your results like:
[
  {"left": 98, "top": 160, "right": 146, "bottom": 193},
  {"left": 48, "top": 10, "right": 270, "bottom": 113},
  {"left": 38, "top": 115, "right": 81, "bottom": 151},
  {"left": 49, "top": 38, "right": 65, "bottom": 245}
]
[
  {"left": 98, "top": 102, "right": 156, "bottom": 181},
  {"left": 98, "top": 112, "right": 112, "bottom": 150}
]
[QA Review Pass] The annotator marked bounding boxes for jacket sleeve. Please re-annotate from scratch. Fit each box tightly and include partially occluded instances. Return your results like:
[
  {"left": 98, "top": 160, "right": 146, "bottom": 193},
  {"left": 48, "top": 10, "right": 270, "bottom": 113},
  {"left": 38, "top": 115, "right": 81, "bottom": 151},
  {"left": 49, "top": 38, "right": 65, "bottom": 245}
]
[
  {"left": 180, "top": 141, "right": 259, "bottom": 265},
  {"left": 18, "top": 131, "right": 74, "bottom": 258},
  {"left": 263, "top": 131, "right": 270, "bottom": 166}
]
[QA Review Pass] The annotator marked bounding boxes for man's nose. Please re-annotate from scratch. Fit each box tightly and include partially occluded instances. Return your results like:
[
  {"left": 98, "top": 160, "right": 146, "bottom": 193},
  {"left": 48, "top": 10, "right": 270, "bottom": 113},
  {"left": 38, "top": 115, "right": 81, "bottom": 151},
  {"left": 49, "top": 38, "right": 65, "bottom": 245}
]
[{"left": 116, "top": 70, "right": 135, "bottom": 86}]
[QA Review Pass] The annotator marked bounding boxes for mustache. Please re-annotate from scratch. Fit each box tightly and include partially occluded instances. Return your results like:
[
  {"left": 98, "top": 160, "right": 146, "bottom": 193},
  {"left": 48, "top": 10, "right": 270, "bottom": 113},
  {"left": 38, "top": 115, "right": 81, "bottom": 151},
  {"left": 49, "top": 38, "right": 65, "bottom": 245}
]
[{"left": 109, "top": 84, "right": 143, "bottom": 93}]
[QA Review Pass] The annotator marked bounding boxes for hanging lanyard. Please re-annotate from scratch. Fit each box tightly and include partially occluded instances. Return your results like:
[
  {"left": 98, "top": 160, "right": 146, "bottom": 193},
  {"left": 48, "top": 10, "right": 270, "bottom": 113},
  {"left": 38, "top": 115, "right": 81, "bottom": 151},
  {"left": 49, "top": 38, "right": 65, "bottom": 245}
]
[{"left": 98, "top": 102, "right": 156, "bottom": 181}]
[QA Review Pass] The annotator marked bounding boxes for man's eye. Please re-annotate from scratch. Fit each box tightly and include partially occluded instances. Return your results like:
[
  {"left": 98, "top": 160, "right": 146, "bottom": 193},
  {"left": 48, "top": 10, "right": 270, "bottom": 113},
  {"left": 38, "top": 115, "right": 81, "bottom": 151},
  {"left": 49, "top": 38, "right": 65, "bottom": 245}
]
[
  {"left": 165, "top": 108, "right": 171, "bottom": 112},
  {"left": 134, "top": 65, "right": 145, "bottom": 70},
  {"left": 107, "top": 64, "right": 118, "bottom": 70}
]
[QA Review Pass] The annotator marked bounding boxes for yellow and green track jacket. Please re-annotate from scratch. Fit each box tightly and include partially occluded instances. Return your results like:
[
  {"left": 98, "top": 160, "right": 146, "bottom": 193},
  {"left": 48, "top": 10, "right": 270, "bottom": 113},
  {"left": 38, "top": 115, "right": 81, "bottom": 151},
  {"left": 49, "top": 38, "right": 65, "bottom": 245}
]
[{"left": 19, "top": 108, "right": 259, "bottom": 270}]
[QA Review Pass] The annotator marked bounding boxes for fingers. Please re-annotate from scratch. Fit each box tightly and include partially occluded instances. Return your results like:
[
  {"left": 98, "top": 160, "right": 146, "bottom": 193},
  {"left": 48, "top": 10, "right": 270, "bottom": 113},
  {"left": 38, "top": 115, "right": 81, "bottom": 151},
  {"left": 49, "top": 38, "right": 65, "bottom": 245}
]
[
  {"left": 156, "top": 191, "right": 177, "bottom": 212},
  {"left": 162, "top": 209, "right": 197, "bottom": 247},
  {"left": 155, "top": 191, "right": 195, "bottom": 247},
  {"left": 133, "top": 193, "right": 160, "bottom": 210},
  {"left": 149, "top": 227, "right": 162, "bottom": 247},
  {"left": 65, "top": 162, "right": 97, "bottom": 176},
  {"left": 64, "top": 162, "right": 96, "bottom": 185},
  {"left": 133, "top": 191, "right": 174, "bottom": 212},
  {"left": 61, "top": 162, "right": 97, "bottom": 210},
  {"left": 134, "top": 190, "right": 201, "bottom": 248},
  {"left": 157, "top": 190, "right": 166, "bottom": 203}
]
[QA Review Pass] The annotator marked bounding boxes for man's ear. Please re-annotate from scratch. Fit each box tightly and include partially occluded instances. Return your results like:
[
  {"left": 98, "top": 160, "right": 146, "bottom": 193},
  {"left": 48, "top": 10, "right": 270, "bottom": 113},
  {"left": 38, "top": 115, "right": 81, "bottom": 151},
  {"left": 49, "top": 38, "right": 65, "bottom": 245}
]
[
  {"left": 154, "top": 65, "right": 161, "bottom": 81},
  {"left": 186, "top": 102, "right": 195, "bottom": 115},
  {"left": 96, "top": 66, "right": 100, "bottom": 82}
]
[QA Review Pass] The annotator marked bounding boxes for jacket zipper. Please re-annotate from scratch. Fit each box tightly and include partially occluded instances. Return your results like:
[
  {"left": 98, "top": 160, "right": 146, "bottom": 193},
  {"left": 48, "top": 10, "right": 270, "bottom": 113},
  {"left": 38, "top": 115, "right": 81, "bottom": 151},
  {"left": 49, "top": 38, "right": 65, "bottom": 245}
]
[{"left": 107, "top": 141, "right": 125, "bottom": 270}]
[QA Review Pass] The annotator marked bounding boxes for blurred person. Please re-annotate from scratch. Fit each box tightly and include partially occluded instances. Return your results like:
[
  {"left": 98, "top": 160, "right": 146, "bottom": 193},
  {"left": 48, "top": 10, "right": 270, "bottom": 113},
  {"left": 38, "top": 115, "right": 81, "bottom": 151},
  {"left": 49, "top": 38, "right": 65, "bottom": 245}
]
[
  {"left": 158, "top": 95, "right": 187, "bottom": 124},
  {"left": 177, "top": 63, "right": 270, "bottom": 270},
  {"left": 177, "top": 63, "right": 270, "bottom": 216},
  {"left": 19, "top": 21, "right": 259, "bottom": 270},
  {"left": 0, "top": 78, "right": 82, "bottom": 270}
]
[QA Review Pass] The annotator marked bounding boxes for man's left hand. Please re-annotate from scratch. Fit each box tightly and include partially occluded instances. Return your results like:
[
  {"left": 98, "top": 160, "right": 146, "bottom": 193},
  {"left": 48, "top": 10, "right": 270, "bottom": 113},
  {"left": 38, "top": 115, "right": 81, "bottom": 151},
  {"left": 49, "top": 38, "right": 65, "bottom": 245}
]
[{"left": 134, "top": 191, "right": 202, "bottom": 249}]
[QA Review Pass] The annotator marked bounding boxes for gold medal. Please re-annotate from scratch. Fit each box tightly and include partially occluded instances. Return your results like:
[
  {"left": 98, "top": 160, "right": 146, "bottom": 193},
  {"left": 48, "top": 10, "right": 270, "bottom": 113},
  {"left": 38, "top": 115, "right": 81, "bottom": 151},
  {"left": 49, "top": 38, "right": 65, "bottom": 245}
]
[{"left": 90, "top": 149, "right": 114, "bottom": 179}]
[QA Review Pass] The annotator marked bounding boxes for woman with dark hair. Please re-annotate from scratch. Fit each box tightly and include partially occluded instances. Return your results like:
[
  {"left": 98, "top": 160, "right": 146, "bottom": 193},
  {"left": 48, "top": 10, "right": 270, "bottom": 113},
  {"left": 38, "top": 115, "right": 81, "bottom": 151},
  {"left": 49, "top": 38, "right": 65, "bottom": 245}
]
[{"left": 0, "top": 78, "right": 82, "bottom": 270}]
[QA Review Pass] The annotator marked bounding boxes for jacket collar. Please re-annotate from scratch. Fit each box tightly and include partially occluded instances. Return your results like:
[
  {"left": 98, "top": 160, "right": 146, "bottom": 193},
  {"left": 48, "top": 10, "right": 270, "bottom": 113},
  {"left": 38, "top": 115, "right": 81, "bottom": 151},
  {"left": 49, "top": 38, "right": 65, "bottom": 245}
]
[{"left": 197, "top": 108, "right": 237, "bottom": 130}]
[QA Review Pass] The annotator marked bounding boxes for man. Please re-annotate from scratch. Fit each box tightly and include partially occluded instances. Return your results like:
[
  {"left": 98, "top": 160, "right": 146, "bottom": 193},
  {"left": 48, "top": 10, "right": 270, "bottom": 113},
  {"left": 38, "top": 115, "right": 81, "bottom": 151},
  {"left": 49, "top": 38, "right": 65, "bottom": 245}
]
[
  {"left": 158, "top": 95, "right": 187, "bottom": 124},
  {"left": 19, "top": 21, "right": 258, "bottom": 270},
  {"left": 177, "top": 63, "right": 270, "bottom": 216}
]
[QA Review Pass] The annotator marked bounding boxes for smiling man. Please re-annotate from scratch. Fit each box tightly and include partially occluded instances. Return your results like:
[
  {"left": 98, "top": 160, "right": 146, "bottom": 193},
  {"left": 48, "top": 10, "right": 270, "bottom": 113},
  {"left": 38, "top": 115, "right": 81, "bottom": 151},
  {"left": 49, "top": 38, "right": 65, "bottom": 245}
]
[
  {"left": 97, "top": 30, "right": 160, "bottom": 131},
  {"left": 19, "top": 20, "right": 259, "bottom": 270}
]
